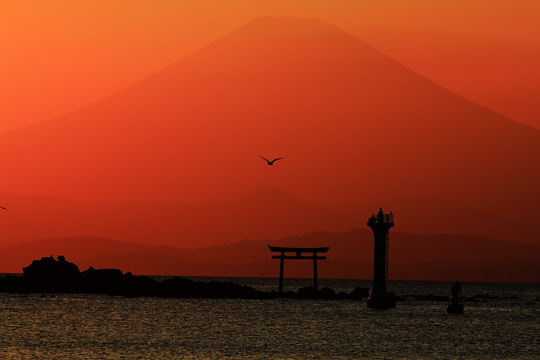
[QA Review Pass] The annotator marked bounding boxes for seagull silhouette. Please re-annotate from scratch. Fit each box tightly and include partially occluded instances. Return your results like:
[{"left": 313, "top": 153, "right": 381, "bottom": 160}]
[{"left": 260, "top": 156, "right": 284, "bottom": 165}]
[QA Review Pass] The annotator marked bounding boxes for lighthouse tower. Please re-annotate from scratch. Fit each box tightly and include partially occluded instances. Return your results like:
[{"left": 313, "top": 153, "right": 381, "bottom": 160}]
[{"left": 367, "top": 208, "right": 396, "bottom": 308}]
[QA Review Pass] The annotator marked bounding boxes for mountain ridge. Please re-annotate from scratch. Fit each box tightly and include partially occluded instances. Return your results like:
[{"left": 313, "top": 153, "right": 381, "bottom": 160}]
[
  {"left": 1, "top": 229, "right": 538, "bottom": 283},
  {"left": 0, "top": 188, "right": 534, "bottom": 249},
  {"left": 0, "top": 188, "right": 360, "bottom": 248}
]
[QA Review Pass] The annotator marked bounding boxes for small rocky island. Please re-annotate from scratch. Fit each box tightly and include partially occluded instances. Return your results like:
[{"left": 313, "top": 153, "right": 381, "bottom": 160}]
[{"left": 0, "top": 256, "right": 370, "bottom": 300}]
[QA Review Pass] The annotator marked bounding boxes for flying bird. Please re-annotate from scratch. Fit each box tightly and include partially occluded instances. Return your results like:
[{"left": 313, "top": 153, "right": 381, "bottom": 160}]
[
  {"left": 0, "top": 206, "right": 6, "bottom": 210},
  {"left": 260, "top": 156, "right": 284, "bottom": 165}
]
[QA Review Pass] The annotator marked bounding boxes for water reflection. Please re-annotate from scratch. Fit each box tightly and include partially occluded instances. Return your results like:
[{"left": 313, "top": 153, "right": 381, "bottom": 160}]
[{"left": 0, "top": 281, "right": 538, "bottom": 359}]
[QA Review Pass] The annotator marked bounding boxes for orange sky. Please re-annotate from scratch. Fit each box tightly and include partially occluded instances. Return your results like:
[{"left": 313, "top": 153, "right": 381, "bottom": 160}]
[
  {"left": 1, "top": 2, "right": 540, "bottom": 280},
  {"left": 1, "top": 0, "right": 539, "bottom": 133}
]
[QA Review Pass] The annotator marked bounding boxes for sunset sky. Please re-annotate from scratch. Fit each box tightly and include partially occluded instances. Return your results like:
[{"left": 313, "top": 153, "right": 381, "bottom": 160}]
[
  {"left": 0, "top": 1, "right": 539, "bottom": 280},
  {"left": 2, "top": 0, "right": 539, "bottom": 133}
]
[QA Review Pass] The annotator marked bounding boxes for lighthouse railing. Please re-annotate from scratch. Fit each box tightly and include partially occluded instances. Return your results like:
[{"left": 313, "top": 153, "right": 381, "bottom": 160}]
[{"left": 367, "top": 213, "right": 394, "bottom": 224}]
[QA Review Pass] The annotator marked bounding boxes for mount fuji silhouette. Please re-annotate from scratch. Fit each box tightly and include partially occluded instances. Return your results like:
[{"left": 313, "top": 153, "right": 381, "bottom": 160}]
[{"left": 0, "top": 17, "right": 539, "bottom": 244}]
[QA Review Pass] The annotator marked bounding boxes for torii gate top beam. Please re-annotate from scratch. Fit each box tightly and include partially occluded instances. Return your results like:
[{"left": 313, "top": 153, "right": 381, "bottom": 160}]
[
  {"left": 268, "top": 245, "right": 329, "bottom": 294},
  {"left": 268, "top": 246, "right": 330, "bottom": 253}
]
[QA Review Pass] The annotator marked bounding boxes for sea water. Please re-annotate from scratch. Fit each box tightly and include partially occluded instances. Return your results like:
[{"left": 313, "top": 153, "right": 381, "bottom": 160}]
[{"left": 0, "top": 279, "right": 538, "bottom": 359}]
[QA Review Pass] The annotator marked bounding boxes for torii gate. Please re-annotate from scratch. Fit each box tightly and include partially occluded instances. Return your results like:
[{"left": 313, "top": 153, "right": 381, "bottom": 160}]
[{"left": 268, "top": 245, "right": 329, "bottom": 294}]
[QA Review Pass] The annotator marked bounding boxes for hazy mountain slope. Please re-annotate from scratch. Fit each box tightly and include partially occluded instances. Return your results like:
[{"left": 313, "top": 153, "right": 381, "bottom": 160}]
[{"left": 0, "top": 17, "right": 539, "bottom": 244}]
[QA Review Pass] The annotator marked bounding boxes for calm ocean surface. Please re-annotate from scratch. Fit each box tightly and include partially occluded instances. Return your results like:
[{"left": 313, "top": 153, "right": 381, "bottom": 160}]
[{"left": 0, "top": 278, "right": 538, "bottom": 359}]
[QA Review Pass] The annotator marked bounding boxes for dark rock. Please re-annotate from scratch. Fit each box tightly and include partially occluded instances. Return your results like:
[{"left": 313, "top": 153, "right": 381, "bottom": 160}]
[
  {"left": 3, "top": 257, "right": 406, "bottom": 301},
  {"left": 23, "top": 255, "right": 80, "bottom": 292},
  {"left": 350, "top": 287, "right": 370, "bottom": 300},
  {"left": 80, "top": 267, "right": 125, "bottom": 294}
]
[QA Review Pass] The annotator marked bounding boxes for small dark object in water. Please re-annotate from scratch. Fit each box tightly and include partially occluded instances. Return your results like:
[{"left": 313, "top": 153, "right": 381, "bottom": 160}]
[
  {"left": 447, "top": 303, "right": 464, "bottom": 314},
  {"left": 448, "top": 281, "right": 464, "bottom": 314}
]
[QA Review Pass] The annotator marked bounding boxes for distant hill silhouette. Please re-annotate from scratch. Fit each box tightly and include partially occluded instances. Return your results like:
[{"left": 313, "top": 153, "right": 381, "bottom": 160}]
[
  {"left": 0, "top": 17, "right": 539, "bottom": 247},
  {"left": 0, "top": 189, "right": 534, "bottom": 249},
  {"left": 0, "top": 188, "right": 358, "bottom": 248},
  {"left": 1, "top": 230, "right": 538, "bottom": 282}
]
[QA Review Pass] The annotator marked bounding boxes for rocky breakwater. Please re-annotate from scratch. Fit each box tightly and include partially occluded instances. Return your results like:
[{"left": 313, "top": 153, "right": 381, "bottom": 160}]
[{"left": 0, "top": 256, "right": 370, "bottom": 300}]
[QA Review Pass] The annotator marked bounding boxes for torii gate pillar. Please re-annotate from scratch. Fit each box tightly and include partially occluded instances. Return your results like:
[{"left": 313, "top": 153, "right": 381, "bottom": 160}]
[{"left": 268, "top": 246, "right": 329, "bottom": 294}]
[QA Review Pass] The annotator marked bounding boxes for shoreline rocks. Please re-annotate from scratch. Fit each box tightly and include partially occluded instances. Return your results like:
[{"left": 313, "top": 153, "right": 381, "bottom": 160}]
[{"left": 2, "top": 256, "right": 371, "bottom": 300}]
